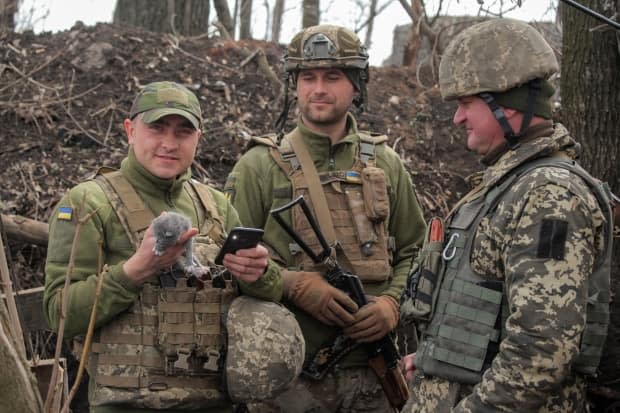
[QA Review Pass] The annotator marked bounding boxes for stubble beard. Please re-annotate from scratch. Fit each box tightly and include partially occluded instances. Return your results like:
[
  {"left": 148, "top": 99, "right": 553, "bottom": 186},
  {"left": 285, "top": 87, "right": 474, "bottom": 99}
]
[{"left": 300, "top": 102, "right": 348, "bottom": 127}]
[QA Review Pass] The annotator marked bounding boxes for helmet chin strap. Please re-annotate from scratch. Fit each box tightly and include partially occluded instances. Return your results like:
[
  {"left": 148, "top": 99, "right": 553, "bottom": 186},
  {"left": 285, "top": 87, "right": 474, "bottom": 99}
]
[
  {"left": 275, "top": 73, "right": 297, "bottom": 144},
  {"left": 479, "top": 78, "right": 542, "bottom": 150}
]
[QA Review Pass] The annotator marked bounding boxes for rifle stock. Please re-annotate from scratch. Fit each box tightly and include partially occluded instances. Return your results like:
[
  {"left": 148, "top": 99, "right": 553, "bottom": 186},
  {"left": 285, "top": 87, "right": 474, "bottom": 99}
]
[{"left": 271, "top": 196, "right": 409, "bottom": 410}]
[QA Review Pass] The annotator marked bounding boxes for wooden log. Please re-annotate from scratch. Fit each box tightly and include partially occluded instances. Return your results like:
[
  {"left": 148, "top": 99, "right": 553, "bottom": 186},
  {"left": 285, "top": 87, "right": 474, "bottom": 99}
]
[{"left": 1, "top": 213, "right": 48, "bottom": 246}]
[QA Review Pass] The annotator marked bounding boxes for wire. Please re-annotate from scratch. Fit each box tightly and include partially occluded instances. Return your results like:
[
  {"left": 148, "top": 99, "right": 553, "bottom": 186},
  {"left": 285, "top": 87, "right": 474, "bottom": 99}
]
[{"left": 560, "top": 0, "right": 620, "bottom": 30}]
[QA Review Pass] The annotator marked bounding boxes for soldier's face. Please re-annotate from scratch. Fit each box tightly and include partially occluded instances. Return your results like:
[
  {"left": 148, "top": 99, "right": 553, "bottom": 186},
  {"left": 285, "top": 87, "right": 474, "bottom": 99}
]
[
  {"left": 453, "top": 96, "right": 506, "bottom": 156},
  {"left": 296, "top": 68, "right": 356, "bottom": 129},
  {"left": 124, "top": 114, "right": 201, "bottom": 179}
]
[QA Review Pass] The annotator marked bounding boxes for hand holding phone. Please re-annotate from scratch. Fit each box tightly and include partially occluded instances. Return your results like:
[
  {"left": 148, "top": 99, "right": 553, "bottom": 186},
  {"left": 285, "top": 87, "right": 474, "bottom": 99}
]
[{"left": 214, "top": 227, "right": 264, "bottom": 265}]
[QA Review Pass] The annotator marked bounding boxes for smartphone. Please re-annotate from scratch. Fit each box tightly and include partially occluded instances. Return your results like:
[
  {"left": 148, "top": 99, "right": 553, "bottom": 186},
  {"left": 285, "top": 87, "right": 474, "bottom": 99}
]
[{"left": 214, "top": 227, "right": 265, "bottom": 265}]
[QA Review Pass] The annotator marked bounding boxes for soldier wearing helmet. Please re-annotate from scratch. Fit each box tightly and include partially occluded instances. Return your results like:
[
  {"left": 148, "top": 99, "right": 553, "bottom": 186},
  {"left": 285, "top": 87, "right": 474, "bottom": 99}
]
[
  {"left": 400, "top": 18, "right": 614, "bottom": 412},
  {"left": 226, "top": 25, "right": 426, "bottom": 412}
]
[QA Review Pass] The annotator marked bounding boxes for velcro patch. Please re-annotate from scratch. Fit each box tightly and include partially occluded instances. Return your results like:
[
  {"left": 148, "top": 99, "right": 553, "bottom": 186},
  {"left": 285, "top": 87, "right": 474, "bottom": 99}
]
[
  {"left": 157, "top": 88, "right": 188, "bottom": 105},
  {"left": 537, "top": 219, "right": 568, "bottom": 260},
  {"left": 273, "top": 186, "right": 292, "bottom": 199},
  {"left": 57, "top": 207, "right": 73, "bottom": 221}
]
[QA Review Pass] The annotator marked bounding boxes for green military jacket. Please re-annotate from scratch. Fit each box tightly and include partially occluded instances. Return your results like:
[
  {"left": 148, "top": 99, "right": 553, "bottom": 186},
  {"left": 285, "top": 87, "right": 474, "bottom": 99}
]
[
  {"left": 44, "top": 149, "right": 282, "bottom": 413},
  {"left": 407, "top": 122, "right": 607, "bottom": 413},
  {"left": 227, "top": 115, "right": 426, "bottom": 368}
]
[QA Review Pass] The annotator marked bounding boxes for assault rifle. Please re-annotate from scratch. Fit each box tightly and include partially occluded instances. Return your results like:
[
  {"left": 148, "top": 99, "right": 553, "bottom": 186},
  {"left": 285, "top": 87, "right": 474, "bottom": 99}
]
[{"left": 270, "top": 195, "right": 409, "bottom": 411}]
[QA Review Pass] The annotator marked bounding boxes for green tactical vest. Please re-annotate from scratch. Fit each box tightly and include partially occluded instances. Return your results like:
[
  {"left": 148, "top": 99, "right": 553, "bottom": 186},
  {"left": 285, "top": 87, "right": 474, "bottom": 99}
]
[
  {"left": 87, "top": 169, "right": 236, "bottom": 410},
  {"left": 411, "top": 158, "right": 613, "bottom": 384},
  {"left": 251, "top": 130, "right": 395, "bottom": 282}
]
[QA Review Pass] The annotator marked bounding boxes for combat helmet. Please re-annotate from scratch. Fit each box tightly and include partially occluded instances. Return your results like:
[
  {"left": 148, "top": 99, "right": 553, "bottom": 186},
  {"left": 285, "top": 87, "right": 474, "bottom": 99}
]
[
  {"left": 438, "top": 18, "right": 559, "bottom": 148},
  {"left": 276, "top": 25, "right": 370, "bottom": 134},
  {"left": 225, "top": 296, "right": 305, "bottom": 403}
]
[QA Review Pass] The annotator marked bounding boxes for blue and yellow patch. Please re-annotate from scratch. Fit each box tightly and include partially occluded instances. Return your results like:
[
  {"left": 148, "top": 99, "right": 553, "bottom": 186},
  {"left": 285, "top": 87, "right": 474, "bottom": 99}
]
[
  {"left": 345, "top": 171, "right": 362, "bottom": 184},
  {"left": 57, "top": 207, "right": 73, "bottom": 221}
]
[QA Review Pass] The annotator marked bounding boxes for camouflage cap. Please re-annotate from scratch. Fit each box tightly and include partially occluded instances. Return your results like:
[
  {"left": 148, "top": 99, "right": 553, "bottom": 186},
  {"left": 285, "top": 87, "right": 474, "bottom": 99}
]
[
  {"left": 439, "top": 19, "right": 558, "bottom": 100},
  {"left": 284, "top": 24, "right": 368, "bottom": 72},
  {"left": 129, "top": 81, "right": 202, "bottom": 129},
  {"left": 225, "top": 296, "right": 304, "bottom": 403}
]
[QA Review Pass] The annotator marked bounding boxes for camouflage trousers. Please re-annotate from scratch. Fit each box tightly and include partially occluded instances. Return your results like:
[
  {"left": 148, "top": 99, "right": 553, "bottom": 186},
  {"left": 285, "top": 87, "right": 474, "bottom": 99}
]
[
  {"left": 248, "top": 366, "right": 392, "bottom": 413},
  {"left": 401, "top": 373, "right": 467, "bottom": 413},
  {"left": 403, "top": 372, "right": 590, "bottom": 413},
  {"left": 91, "top": 405, "right": 233, "bottom": 413}
]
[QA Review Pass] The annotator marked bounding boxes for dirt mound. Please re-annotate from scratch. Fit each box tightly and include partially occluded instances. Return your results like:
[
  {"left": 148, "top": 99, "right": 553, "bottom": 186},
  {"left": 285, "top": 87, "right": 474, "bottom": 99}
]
[{"left": 0, "top": 22, "right": 478, "bottom": 288}]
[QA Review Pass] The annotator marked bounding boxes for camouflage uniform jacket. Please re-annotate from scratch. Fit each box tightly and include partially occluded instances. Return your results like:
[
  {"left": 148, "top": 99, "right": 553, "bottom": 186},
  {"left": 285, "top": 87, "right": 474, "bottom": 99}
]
[
  {"left": 226, "top": 114, "right": 426, "bottom": 368},
  {"left": 409, "top": 122, "right": 607, "bottom": 412},
  {"left": 44, "top": 149, "right": 282, "bottom": 412}
]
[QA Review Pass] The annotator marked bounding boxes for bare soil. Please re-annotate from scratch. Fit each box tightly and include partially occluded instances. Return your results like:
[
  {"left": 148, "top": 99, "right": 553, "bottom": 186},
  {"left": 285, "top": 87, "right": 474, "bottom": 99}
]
[{"left": 0, "top": 22, "right": 481, "bottom": 412}]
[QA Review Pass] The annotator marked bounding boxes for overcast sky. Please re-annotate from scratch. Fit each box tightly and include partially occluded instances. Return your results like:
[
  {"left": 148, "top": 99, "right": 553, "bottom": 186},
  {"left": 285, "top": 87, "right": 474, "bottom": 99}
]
[{"left": 16, "top": 0, "right": 557, "bottom": 66}]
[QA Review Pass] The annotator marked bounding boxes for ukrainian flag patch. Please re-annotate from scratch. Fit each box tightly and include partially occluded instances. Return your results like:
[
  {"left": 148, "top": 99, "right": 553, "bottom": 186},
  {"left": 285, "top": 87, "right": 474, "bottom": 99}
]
[
  {"left": 345, "top": 171, "right": 362, "bottom": 184},
  {"left": 57, "top": 207, "right": 73, "bottom": 221}
]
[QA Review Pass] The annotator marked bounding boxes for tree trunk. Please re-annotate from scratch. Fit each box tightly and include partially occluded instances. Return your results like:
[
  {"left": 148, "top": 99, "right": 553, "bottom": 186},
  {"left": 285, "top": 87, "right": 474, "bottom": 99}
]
[
  {"left": 239, "top": 0, "right": 252, "bottom": 39},
  {"left": 271, "top": 0, "right": 285, "bottom": 43},
  {"left": 364, "top": 0, "right": 378, "bottom": 48},
  {"left": 561, "top": 0, "right": 620, "bottom": 400},
  {"left": 302, "top": 0, "right": 319, "bottom": 28},
  {"left": 233, "top": 0, "right": 239, "bottom": 37},
  {"left": 213, "top": 0, "right": 234, "bottom": 38},
  {"left": 113, "top": 0, "right": 210, "bottom": 36},
  {"left": 0, "top": 0, "right": 17, "bottom": 31}
]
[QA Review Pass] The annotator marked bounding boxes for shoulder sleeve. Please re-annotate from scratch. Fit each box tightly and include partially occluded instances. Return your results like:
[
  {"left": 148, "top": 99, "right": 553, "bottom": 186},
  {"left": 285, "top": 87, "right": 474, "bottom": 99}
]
[{"left": 44, "top": 182, "right": 142, "bottom": 339}]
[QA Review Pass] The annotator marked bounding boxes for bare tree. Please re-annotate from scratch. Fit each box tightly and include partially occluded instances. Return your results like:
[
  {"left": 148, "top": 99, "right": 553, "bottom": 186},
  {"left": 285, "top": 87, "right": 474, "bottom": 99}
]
[
  {"left": 302, "top": 0, "right": 320, "bottom": 28},
  {"left": 213, "top": 0, "right": 234, "bottom": 37},
  {"left": 263, "top": 0, "right": 270, "bottom": 40},
  {"left": 561, "top": 0, "right": 620, "bottom": 403},
  {"left": 271, "top": 0, "right": 285, "bottom": 43},
  {"left": 364, "top": 0, "right": 378, "bottom": 48},
  {"left": 477, "top": 0, "right": 521, "bottom": 17},
  {"left": 398, "top": 0, "right": 435, "bottom": 67},
  {"left": 239, "top": 0, "right": 252, "bottom": 39},
  {"left": 233, "top": 0, "right": 239, "bottom": 37},
  {"left": 113, "top": 0, "right": 210, "bottom": 36},
  {"left": 0, "top": 0, "right": 17, "bottom": 31}
]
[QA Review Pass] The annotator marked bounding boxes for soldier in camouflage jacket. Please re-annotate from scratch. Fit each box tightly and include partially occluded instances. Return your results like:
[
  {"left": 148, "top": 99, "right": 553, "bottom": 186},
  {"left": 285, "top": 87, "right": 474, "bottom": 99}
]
[{"left": 401, "top": 19, "right": 613, "bottom": 413}]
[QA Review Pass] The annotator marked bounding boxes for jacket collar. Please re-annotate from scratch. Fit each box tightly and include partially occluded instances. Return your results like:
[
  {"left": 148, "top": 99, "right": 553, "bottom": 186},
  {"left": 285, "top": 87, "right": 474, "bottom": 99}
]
[
  {"left": 481, "top": 122, "right": 580, "bottom": 189},
  {"left": 120, "top": 148, "right": 190, "bottom": 200}
]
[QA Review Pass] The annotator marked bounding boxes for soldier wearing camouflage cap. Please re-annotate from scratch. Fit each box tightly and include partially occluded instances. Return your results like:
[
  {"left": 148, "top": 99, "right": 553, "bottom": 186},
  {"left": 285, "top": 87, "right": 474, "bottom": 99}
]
[
  {"left": 44, "top": 81, "right": 302, "bottom": 412},
  {"left": 400, "top": 18, "right": 615, "bottom": 412},
  {"left": 226, "top": 25, "right": 426, "bottom": 412}
]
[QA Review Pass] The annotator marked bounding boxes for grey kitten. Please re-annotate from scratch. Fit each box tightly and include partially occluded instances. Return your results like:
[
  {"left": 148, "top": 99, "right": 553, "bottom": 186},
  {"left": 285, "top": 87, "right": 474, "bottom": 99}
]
[{"left": 152, "top": 211, "right": 193, "bottom": 268}]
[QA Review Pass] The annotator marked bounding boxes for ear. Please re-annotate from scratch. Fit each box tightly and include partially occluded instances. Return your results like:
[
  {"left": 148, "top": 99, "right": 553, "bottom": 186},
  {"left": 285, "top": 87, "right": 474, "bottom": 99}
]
[
  {"left": 123, "top": 118, "right": 135, "bottom": 145},
  {"left": 502, "top": 107, "right": 518, "bottom": 119}
]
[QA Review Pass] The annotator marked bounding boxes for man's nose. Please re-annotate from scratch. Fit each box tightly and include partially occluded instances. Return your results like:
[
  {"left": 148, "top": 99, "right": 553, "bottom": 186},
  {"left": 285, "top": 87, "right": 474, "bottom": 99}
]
[
  {"left": 161, "top": 128, "right": 179, "bottom": 148},
  {"left": 312, "top": 77, "right": 328, "bottom": 93},
  {"left": 453, "top": 106, "right": 466, "bottom": 125}
]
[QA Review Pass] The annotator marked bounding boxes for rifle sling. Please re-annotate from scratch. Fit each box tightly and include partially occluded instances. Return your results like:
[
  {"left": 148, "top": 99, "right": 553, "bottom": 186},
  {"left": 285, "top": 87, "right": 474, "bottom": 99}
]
[{"left": 289, "top": 129, "right": 338, "bottom": 246}]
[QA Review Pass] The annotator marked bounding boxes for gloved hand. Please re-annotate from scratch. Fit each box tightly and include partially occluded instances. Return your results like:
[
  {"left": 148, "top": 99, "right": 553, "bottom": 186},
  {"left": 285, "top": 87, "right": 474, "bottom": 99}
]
[
  {"left": 343, "top": 295, "right": 399, "bottom": 343},
  {"left": 282, "top": 270, "right": 359, "bottom": 327}
]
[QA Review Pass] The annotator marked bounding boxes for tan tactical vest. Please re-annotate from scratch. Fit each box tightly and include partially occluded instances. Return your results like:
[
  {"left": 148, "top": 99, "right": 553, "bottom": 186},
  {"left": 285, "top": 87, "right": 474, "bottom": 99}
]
[
  {"left": 88, "top": 169, "right": 236, "bottom": 409},
  {"left": 252, "top": 130, "right": 394, "bottom": 282}
]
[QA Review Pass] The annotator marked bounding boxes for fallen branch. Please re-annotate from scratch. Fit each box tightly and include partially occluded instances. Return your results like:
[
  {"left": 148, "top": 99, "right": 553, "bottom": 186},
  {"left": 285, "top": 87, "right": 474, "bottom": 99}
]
[
  {"left": 1, "top": 213, "right": 49, "bottom": 246},
  {"left": 0, "top": 46, "right": 67, "bottom": 94},
  {"left": 213, "top": 21, "right": 284, "bottom": 92}
]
